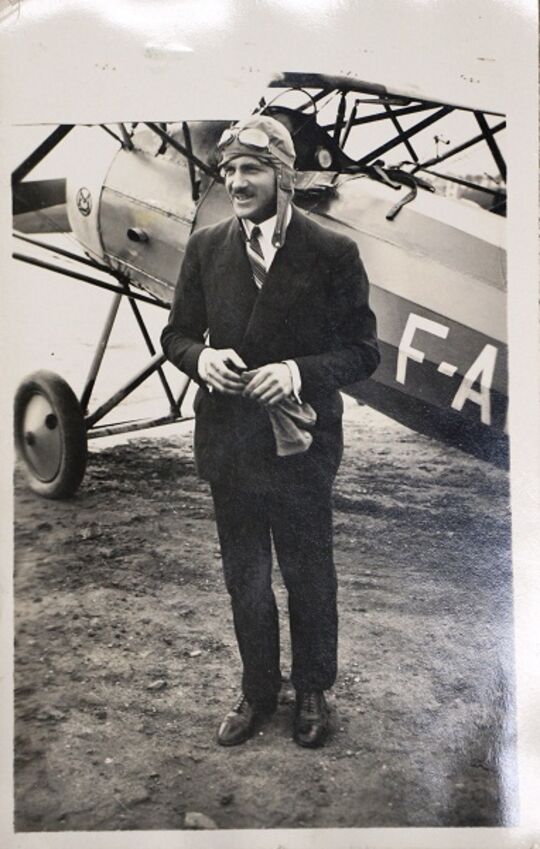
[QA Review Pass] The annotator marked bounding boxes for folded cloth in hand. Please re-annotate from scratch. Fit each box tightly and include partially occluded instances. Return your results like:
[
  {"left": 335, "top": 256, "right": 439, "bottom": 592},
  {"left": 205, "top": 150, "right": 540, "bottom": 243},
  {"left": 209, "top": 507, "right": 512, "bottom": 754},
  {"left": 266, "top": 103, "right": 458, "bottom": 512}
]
[
  {"left": 266, "top": 397, "right": 317, "bottom": 456},
  {"left": 239, "top": 371, "right": 317, "bottom": 457}
]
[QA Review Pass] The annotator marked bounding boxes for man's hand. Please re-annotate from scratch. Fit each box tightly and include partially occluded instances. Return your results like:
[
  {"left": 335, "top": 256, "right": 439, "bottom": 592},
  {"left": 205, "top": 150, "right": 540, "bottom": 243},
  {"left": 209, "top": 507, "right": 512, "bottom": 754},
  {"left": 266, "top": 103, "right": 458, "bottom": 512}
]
[
  {"left": 198, "top": 348, "right": 247, "bottom": 394},
  {"left": 243, "top": 363, "right": 293, "bottom": 406}
]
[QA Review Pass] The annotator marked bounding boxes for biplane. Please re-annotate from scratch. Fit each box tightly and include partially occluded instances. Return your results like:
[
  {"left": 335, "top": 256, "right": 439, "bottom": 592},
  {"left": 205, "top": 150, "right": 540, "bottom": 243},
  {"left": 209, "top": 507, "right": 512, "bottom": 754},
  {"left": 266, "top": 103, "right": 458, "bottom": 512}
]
[{"left": 12, "top": 71, "right": 508, "bottom": 498}]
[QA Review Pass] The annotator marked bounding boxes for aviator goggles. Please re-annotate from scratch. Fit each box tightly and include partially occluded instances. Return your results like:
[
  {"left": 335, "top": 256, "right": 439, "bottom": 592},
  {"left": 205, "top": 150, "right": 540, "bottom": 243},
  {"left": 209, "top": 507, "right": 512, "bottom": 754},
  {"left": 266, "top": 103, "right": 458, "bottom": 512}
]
[{"left": 218, "top": 126, "right": 292, "bottom": 167}]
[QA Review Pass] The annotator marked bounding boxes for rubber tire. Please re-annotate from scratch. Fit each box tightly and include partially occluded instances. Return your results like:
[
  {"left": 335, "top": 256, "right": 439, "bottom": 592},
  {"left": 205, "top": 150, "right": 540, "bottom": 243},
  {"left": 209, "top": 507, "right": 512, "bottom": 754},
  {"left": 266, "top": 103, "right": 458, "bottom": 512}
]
[{"left": 14, "top": 370, "right": 87, "bottom": 499}]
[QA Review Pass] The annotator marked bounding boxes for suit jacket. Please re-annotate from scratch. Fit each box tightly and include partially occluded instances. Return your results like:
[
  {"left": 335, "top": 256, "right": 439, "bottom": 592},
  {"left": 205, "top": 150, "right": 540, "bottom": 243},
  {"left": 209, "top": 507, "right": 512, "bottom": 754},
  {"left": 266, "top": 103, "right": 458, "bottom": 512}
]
[{"left": 161, "top": 206, "right": 380, "bottom": 491}]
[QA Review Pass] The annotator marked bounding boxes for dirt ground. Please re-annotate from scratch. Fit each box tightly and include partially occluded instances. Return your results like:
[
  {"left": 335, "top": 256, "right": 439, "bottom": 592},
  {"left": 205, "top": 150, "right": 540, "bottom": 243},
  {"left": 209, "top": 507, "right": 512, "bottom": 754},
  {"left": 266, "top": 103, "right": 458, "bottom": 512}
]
[{"left": 13, "top": 402, "right": 516, "bottom": 831}]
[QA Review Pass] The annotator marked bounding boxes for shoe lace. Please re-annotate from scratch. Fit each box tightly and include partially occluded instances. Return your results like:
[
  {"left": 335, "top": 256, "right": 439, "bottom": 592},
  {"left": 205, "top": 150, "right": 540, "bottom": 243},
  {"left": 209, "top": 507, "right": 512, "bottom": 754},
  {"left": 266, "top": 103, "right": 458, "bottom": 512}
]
[
  {"left": 301, "top": 692, "right": 319, "bottom": 713},
  {"left": 233, "top": 693, "right": 250, "bottom": 714}
]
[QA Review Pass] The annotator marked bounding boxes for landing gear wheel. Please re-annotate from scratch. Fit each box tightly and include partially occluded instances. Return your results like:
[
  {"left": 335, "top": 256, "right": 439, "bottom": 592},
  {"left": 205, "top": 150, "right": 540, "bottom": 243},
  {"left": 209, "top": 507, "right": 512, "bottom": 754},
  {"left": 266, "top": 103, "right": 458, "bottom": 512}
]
[{"left": 14, "top": 370, "right": 87, "bottom": 499}]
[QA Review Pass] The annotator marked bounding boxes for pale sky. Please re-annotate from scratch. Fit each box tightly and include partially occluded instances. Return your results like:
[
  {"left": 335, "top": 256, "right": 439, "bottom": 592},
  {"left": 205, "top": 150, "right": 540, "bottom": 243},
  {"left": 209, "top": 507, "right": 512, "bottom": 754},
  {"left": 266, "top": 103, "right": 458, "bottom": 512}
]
[{"left": 0, "top": 0, "right": 534, "bottom": 122}]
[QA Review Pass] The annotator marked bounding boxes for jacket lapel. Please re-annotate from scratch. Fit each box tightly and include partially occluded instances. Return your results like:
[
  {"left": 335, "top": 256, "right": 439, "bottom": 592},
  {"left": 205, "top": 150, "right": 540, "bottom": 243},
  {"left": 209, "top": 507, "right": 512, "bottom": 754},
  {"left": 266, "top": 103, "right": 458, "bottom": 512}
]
[
  {"left": 240, "top": 208, "right": 318, "bottom": 360},
  {"left": 211, "top": 218, "right": 260, "bottom": 347},
  {"left": 214, "top": 217, "right": 258, "bottom": 296}
]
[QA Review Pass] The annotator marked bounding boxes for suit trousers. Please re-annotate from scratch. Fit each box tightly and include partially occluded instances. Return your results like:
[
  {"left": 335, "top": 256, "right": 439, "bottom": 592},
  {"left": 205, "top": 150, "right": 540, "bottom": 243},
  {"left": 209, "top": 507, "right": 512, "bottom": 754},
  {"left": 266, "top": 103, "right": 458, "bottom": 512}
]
[{"left": 210, "top": 478, "right": 338, "bottom": 704}]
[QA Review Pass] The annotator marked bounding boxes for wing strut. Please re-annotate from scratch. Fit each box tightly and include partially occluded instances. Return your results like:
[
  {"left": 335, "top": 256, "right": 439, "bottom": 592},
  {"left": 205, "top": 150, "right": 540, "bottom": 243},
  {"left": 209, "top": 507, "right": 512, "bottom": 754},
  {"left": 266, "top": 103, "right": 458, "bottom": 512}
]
[
  {"left": 384, "top": 104, "right": 419, "bottom": 163},
  {"left": 413, "top": 120, "right": 506, "bottom": 177},
  {"left": 357, "top": 106, "right": 453, "bottom": 167},
  {"left": 145, "top": 122, "right": 220, "bottom": 181},
  {"left": 12, "top": 125, "right": 74, "bottom": 186},
  {"left": 182, "top": 121, "right": 200, "bottom": 201},
  {"left": 12, "top": 251, "right": 169, "bottom": 308},
  {"left": 474, "top": 112, "right": 506, "bottom": 182},
  {"left": 321, "top": 102, "right": 435, "bottom": 132}
]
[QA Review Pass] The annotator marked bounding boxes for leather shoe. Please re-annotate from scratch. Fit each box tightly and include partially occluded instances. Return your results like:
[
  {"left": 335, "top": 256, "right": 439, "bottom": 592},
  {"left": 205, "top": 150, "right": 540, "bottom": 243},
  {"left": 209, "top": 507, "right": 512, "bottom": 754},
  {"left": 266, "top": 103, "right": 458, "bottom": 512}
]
[
  {"left": 217, "top": 693, "right": 276, "bottom": 746},
  {"left": 293, "top": 691, "right": 329, "bottom": 748}
]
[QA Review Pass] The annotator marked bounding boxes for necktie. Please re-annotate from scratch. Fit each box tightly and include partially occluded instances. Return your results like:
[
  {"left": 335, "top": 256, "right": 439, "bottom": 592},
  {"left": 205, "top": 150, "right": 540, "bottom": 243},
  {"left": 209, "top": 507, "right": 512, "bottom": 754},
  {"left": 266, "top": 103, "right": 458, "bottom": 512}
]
[{"left": 245, "top": 225, "right": 267, "bottom": 290}]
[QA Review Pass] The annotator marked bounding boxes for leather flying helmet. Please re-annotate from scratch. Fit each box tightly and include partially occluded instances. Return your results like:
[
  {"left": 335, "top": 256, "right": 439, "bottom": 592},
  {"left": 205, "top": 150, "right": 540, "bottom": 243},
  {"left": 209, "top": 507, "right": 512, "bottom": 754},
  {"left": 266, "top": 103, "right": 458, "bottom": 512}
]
[{"left": 217, "top": 114, "right": 296, "bottom": 248}]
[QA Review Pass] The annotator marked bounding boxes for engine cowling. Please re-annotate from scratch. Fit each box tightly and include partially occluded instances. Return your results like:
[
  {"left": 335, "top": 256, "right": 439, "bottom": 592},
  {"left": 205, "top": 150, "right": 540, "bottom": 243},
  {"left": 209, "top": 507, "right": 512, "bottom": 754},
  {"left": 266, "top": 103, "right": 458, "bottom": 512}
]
[{"left": 66, "top": 122, "right": 229, "bottom": 303}]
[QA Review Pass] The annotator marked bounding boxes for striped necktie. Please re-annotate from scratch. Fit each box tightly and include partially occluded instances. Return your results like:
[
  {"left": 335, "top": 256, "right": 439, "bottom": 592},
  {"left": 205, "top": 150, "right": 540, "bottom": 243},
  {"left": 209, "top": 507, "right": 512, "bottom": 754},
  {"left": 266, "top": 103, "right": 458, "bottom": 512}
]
[{"left": 245, "top": 225, "right": 267, "bottom": 290}]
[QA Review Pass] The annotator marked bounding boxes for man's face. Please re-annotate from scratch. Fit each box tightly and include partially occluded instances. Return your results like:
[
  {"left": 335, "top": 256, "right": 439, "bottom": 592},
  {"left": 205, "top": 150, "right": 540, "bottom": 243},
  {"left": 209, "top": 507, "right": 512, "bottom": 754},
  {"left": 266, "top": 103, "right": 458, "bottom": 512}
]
[{"left": 223, "top": 155, "right": 277, "bottom": 223}]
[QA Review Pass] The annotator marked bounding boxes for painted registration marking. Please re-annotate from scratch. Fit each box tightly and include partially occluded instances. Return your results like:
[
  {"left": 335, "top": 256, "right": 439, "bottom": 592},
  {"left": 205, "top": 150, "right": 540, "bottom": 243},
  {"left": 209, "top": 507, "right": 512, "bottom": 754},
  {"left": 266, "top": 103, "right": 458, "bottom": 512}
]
[
  {"left": 397, "top": 312, "right": 499, "bottom": 426},
  {"left": 437, "top": 361, "right": 458, "bottom": 377}
]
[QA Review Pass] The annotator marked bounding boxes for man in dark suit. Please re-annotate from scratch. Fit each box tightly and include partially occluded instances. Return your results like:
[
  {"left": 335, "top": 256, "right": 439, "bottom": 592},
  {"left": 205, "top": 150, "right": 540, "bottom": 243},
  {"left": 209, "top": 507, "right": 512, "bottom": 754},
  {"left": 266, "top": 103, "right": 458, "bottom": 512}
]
[{"left": 161, "top": 114, "right": 379, "bottom": 748}]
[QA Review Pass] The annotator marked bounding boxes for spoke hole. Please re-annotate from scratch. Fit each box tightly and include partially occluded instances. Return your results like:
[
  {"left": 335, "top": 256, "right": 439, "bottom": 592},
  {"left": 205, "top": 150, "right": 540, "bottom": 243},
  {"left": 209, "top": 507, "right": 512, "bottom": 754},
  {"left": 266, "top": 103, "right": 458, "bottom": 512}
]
[
  {"left": 25, "top": 431, "right": 36, "bottom": 446},
  {"left": 45, "top": 413, "right": 58, "bottom": 430}
]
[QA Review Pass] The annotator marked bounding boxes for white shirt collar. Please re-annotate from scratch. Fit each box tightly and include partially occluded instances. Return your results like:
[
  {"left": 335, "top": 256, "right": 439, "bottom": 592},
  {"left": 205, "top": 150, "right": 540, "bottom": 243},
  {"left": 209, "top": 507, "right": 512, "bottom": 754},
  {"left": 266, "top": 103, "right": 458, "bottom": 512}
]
[{"left": 241, "top": 205, "right": 292, "bottom": 244}]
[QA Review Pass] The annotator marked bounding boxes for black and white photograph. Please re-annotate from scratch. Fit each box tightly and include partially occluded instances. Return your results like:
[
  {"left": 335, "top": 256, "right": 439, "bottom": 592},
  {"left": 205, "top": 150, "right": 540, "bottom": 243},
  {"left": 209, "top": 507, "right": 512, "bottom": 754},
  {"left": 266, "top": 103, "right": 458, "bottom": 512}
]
[{"left": 1, "top": 0, "right": 538, "bottom": 845}]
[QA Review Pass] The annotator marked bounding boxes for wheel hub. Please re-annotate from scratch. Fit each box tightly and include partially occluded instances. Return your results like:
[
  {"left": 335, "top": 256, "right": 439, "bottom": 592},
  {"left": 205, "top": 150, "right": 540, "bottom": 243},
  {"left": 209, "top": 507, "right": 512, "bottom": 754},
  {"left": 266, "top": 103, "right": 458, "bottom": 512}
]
[{"left": 21, "top": 393, "right": 62, "bottom": 481}]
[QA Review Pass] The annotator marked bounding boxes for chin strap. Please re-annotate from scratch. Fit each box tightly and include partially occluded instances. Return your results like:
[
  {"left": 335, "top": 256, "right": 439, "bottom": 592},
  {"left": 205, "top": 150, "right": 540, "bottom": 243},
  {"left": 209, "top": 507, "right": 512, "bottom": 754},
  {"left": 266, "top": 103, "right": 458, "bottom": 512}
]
[{"left": 272, "top": 168, "right": 295, "bottom": 248}]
